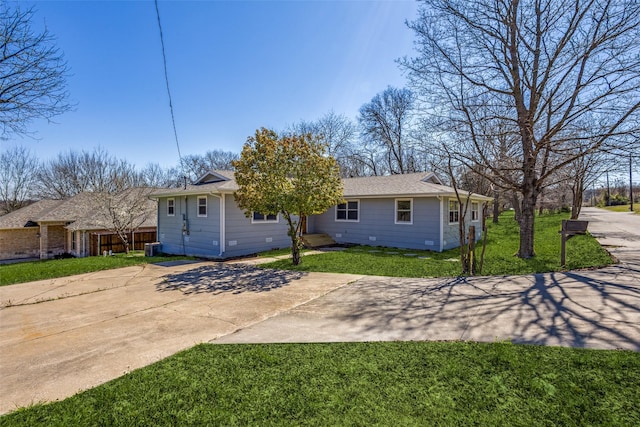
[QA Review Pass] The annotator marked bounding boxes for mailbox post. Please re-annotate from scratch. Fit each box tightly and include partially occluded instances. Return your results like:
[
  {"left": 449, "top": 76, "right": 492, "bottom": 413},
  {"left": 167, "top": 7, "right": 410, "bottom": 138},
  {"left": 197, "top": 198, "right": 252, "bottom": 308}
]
[{"left": 559, "top": 220, "right": 589, "bottom": 267}]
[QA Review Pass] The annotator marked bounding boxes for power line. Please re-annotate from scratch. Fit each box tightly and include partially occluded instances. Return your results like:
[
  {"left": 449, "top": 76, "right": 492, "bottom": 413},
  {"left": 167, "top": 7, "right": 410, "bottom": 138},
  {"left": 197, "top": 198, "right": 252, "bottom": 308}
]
[{"left": 154, "top": 0, "right": 183, "bottom": 166}]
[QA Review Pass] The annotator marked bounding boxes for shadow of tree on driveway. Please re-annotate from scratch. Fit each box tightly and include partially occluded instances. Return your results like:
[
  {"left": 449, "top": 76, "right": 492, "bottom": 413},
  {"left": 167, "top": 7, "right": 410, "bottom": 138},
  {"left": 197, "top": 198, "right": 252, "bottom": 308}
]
[
  {"left": 329, "top": 264, "right": 640, "bottom": 350},
  {"left": 157, "top": 264, "right": 307, "bottom": 295}
]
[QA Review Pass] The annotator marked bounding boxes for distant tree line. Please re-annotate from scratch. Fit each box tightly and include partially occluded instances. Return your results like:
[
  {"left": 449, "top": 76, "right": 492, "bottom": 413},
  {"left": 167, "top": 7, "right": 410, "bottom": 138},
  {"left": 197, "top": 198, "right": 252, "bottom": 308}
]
[{"left": 0, "top": 146, "right": 239, "bottom": 214}]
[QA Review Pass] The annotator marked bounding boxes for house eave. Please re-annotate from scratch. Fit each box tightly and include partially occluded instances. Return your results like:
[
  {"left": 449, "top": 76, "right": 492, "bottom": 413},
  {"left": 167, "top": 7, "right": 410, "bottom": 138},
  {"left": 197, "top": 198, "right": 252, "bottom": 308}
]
[{"left": 344, "top": 192, "right": 493, "bottom": 201}]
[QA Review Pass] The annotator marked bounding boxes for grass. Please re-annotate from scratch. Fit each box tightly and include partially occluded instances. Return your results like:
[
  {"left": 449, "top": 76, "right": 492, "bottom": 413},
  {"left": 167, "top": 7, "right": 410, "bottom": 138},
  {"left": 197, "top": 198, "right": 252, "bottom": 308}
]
[
  {"left": 600, "top": 204, "right": 640, "bottom": 214},
  {"left": 262, "top": 211, "right": 613, "bottom": 277},
  {"left": 2, "top": 342, "right": 638, "bottom": 426},
  {"left": 0, "top": 252, "right": 194, "bottom": 286}
]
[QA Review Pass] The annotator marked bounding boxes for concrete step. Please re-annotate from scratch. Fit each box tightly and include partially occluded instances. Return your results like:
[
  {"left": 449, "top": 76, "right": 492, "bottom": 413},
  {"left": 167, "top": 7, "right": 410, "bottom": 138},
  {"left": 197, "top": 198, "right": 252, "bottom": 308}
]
[{"left": 301, "top": 233, "right": 336, "bottom": 248}]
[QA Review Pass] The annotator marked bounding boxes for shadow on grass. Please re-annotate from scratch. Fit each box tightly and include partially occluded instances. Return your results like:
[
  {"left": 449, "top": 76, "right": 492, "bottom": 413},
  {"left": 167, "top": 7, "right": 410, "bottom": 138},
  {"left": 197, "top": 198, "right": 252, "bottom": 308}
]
[
  {"left": 329, "top": 264, "right": 640, "bottom": 350},
  {"left": 157, "top": 264, "right": 307, "bottom": 295}
]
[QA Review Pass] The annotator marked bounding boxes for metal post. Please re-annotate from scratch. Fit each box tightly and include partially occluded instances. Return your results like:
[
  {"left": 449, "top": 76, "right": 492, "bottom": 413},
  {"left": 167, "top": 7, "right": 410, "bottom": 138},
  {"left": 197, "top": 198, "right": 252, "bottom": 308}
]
[
  {"left": 630, "top": 154, "right": 634, "bottom": 213},
  {"left": 606, "top": 171, "right": 611, "bottom": 206},
  {"left": 560, "top": 220, "right": 567, "bottom": 267}
]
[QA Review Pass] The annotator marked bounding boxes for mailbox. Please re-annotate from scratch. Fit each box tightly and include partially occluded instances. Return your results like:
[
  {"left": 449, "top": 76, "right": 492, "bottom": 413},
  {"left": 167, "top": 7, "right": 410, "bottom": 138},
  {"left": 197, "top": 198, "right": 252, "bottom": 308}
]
[{"left": 563, "top": 220, "right": 588, "bottom": 234}]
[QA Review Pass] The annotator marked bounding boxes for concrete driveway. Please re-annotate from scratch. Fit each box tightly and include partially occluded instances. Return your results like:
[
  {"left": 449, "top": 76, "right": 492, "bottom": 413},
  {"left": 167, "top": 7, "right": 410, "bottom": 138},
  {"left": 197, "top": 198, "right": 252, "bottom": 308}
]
[
  {"left": 0, "top": 261, "right": 363, "bottom": 414},
  {"left": 217, "top": 208, "right": 640, "bottom": 349}
]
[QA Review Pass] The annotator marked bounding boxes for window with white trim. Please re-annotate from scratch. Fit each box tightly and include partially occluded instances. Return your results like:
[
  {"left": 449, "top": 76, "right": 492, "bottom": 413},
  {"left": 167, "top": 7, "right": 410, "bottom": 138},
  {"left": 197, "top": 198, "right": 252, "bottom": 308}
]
[
  {"left": 252, "top": 212, "right": 278, "bottom": 223},
  {"left": 336, "top": 200, "right": 359, "bottom": 221},
  {"left": 197, "top": 196, "right": 207, "bottom": 217},
  {"left": 395, "top": 198, "right": 413, "bottom": 224},
  {"left": 449, "top": 200, "right": 460, "bottom": 224},
  {"left": 471, "top": 202, "right": 479, "bottom": 221},
  {"left": 167, "top": 198, "right": 175, "bottom": 216}
]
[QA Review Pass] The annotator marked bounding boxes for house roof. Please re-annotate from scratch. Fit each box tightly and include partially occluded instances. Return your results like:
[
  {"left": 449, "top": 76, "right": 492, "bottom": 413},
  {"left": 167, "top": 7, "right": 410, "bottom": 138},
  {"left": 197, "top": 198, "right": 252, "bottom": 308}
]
[
  {"left": 0, "top": 200, "right": 65, "bottom": 229},
  {"left": 0, "top": 189, "right": 158, "bottom": 231},
  {"left": 36, "top": 192, "right": 98, "bottom": 223},
  {"left": 149, "top": 170, "right": 238, "bottom": 198},
  {"left": 342, "top": 172, "right": 493, "bottom": 200},
  {"left": 149, "top": 170, "right": 493, "bottom": 201}
]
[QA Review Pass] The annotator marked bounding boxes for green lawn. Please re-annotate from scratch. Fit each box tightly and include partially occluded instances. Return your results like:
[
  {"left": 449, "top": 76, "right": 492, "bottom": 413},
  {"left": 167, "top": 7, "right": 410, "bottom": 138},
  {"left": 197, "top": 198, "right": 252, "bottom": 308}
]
[
  {"left": 0, "top": 212, "right": 613, "bottom": 286},
  {"left": 263, "top": 212, "right": 613, "bottom": 277},
  {"left": 601, "top": 204, "right": 640, "bottom": 214},
  {"left": 0, "top": 252, "right": 194, "bottom": 286},
  {"left": 2, "top": 342, "right": 638, "bottom": 426}
]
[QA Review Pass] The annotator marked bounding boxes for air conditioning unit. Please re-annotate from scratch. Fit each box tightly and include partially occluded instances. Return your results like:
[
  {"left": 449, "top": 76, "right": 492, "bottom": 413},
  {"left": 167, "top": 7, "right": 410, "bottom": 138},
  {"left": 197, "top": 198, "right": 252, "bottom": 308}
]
[{"left": 145, "top": 242, "right": 162, "bottom": 257}]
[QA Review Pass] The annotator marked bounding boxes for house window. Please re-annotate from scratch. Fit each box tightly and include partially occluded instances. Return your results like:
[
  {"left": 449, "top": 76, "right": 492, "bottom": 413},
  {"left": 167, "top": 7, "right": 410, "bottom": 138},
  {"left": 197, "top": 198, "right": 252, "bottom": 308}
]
[
  {"left": 449, "top": 200, "right": 460, "bottom": 224},
  {"left": 167, "top": 198, "right": 175, "bottom": 216},
  {"left": 336, "top": 200, "right": 359, "bottom": 221},
  {"left": 71, "top": 231, "right": 76, "bottom": 251},
  {"left": 197, "top": 196, "right": 207, "bottom": 217},
  {"left": 471, "top": 202, "right": 479, "bottom": 221},
  {"left": 252, "top": 212, "right": 278, "bottom": 223},
  {"left": 395, "top": 198, "right": 413, "bottom": 224}
]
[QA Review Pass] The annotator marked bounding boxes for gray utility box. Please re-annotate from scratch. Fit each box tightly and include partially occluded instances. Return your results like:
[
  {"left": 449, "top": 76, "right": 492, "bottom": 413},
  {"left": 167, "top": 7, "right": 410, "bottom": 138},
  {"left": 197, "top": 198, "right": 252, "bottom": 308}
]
[{"left": 144, "top": 242, "right": 162, "bottom": 257}]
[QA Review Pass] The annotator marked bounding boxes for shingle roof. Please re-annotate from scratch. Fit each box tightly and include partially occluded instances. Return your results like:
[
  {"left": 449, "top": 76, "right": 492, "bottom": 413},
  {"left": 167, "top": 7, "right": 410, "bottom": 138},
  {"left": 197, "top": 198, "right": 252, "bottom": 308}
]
[
  {"left": 150, "top": 170, "right": 492, "bottom": 201},
  {"left": 0, "top": 200, "right": 65, "bottom": 229},
  {"left": 36, "top": 192, "right": 98, "bottom": 223},
  {"left": 0, "top": 189, "right": 159, "bottom": 231},
  {"left": 342, "top": 172, "right": 492, "bottom": 200},
  {"left": 149, "top": 170, "right": 238, "bottom": 197}
]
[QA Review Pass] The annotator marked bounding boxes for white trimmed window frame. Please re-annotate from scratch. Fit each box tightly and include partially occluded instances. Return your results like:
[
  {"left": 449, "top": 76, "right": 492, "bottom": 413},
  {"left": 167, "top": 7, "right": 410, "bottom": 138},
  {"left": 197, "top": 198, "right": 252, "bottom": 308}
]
[
  {"left": 449, "top": 199, "right": 460, "bottom": 224},
  {"left": 197, "top": 196, "right": 207, "bottom": 217},
  {"left": 167, "top": 198, "right": 175, "bottom": 216},
  {"left": 335, "top": 199, "right": 360, "bottom": 222},
  {"left": 395, "top": 198, "right": 413, "bottom": 225},
  {"left": 471, "top": 202, "right": 480, "bottom": 222},
  {"left": 251, "top": 212, "right": 279, "bottom": 224}
]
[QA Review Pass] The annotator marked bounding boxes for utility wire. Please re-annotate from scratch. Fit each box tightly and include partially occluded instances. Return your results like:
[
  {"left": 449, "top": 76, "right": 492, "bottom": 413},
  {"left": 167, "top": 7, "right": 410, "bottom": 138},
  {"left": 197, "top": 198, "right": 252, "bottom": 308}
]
[{"left": 154, "top": 0, "right": 183, "bottom": 166}]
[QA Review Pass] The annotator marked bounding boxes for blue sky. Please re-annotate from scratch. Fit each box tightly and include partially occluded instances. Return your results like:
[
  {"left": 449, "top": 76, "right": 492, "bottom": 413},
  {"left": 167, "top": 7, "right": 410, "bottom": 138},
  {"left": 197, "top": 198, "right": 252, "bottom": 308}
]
[{"left": 7, "top": 0, "right": 419, "bottom": 168}]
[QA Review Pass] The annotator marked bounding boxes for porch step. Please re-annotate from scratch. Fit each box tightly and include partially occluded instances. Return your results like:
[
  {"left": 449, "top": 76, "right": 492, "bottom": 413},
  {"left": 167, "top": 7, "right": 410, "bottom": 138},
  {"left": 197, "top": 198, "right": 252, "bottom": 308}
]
[{"left": 301, "top": 233, "right": 337, "bottom": 248}]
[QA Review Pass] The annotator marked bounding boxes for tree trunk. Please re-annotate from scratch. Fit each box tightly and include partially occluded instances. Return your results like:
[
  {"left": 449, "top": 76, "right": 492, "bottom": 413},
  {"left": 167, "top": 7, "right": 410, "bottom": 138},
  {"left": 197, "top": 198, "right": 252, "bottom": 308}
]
[
  {"left": 571, "top": 180, "right": 583, "bottom": 219},
  {"left": 493, "top": 189, "right": 500, "bottom": 223},
  {"left": 510, "top": 192, "right": 521, "bottom": 223},
  {"left": 285, "top": 213, "right": 302, "bottom": 265},
  {"left": 290, "top": 234, "right": 301, "bottom": 265},
  {"left": 517, "top": 188, "right": 538, "bottom": 259}
]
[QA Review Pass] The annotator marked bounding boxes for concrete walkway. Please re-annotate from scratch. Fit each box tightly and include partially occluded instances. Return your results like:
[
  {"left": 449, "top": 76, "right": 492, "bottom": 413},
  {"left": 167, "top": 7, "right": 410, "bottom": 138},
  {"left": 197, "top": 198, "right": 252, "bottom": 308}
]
[{"left": 216, "top": 208, "right": 640, "bottom": 349}]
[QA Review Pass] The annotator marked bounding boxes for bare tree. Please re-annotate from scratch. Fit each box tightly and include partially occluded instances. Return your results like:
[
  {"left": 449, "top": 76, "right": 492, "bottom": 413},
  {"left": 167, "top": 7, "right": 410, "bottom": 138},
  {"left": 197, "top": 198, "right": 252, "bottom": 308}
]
[
  {"left": 403, "top": 0, "right": 640, "bottom": 258},
  {"left": 139, "top": 162, "right": 175, "bottom": 188},
  {"left": 358, "top": 86, "right": 416, "bottom": 175},
  {"left": 86, "top": 187, "right": 156, "bottom": 254},
  {"left": 35, "top": 147, "right": 139, "bottom": 198},
  {"left": 291, "top": 111, "right": 357, "bottom": 177},
  {"left": 0, "top": 145, "right": 38, "bottom": 213},
  {"left": 180, "top": 149, "right": 238, "bottom": 182},
  {"left": 0, "top": 4, "right": 71, "bottom": 138}
]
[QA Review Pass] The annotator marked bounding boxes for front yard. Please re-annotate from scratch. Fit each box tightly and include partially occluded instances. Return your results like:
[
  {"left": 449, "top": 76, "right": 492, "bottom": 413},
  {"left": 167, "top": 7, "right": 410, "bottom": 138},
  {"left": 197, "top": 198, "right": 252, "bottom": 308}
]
[
  {"left": 263, "top": 212, "right": 613, "bottom": 277},
  {"left": 0, "top": 212, "right": 613, "bottom": 286},
  {"left": 0, "top": 252, "right": 193, "bottom": 286}
]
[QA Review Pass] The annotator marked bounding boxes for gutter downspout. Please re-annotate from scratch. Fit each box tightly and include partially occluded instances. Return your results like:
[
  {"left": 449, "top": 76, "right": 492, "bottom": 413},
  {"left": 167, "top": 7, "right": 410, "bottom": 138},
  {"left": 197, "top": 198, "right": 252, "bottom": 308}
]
[
  {"left": 211, "top": 193, "right": 225, "bottom": 257},
  {"left": 438, "top": 196, "right": 444, "bottom": 252}
]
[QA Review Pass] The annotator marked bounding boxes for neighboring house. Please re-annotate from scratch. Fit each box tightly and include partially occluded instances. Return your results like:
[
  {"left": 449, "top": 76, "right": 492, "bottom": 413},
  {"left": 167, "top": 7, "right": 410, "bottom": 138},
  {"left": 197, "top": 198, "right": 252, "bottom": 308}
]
[
  {"left": 150, "top": 170, "right": 492, "bottom": 259},
  {"left": 0, "top": 190, "right": 157, "bottom": 261}
]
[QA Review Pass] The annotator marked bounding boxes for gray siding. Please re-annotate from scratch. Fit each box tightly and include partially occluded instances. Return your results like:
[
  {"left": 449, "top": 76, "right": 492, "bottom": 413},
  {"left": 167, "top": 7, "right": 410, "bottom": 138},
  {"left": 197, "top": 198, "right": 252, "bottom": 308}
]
[
  {"left": 157, "top": 195, "right": 221, "bottom": 257},
  {"left": 313, "top": 197, "right": 441, "bottom": 251},
  {"left": 223, "top": 194, "right": 292, "bottom": 258},
  {"left": 442, "top": 198, "right": 484, "bottom": 250}
]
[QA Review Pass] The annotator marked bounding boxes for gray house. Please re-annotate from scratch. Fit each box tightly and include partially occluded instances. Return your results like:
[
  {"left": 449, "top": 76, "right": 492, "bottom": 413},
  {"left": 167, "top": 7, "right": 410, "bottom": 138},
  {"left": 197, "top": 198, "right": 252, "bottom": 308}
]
[
  {"left": 150, "top": 170, "right": 492, "bottom": 258},
  {"left": 309, "top": 172, "right": 492, "bottom": 251},
  {"left": 150, "top": 171, "right": 292, "bottom": 258}
]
